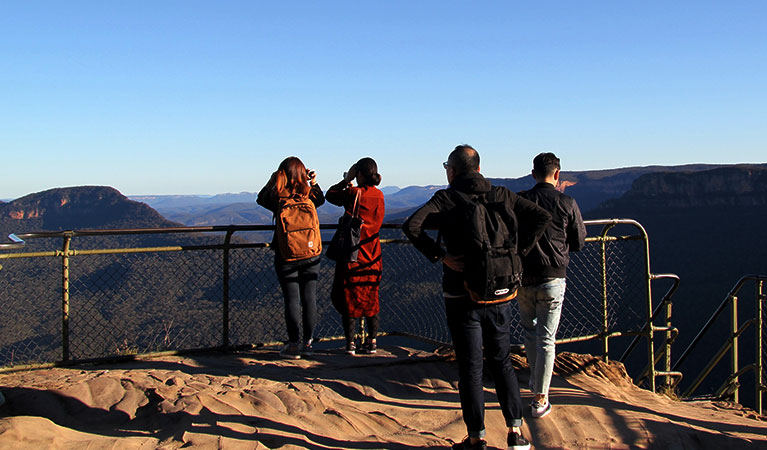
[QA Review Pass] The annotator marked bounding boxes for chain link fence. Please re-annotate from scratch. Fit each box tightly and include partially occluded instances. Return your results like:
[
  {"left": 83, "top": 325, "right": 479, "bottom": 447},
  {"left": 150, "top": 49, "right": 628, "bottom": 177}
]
[{"left": 1, "top": 220, "right": 664, "bottom": 379}]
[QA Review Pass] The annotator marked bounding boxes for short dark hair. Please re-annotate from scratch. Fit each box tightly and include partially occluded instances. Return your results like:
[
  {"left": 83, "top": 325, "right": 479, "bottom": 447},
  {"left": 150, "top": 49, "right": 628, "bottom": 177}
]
[
  {"left": 448, "top": 145, "right": 480, "bottom": 174},
  {"left": 533, "top": 152, "right": 560, "bottom": 178}
]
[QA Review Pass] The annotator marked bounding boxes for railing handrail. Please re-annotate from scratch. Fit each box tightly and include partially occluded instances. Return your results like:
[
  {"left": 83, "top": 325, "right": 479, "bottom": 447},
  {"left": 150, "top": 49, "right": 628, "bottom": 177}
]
[
  {"left": 671, "top": 274, "right": 765, "bottom": 414},
  {"left": 2, "top": 218, "right": 640, "bottom": 246},
  {"left": 2, "top": 223, "right": 408, "bottom": 244},
  {"left": 0, "top": 234, "right": 25, "bottom": 250},
  {"left": 619, "top": 273, "right": 681, "bottom": 363},
  {"left": 672, "top": 274, "right": 766, "bottom": 371}
]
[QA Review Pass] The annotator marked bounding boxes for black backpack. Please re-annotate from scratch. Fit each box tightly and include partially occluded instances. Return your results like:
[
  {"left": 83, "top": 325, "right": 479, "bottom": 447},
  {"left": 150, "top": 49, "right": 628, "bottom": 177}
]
[{"left": 447, "top": 188, "right": 522, "bottom": 304}]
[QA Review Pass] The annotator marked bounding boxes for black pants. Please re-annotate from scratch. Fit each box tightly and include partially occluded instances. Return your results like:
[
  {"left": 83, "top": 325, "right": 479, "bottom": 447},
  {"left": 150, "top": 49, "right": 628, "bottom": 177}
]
[
  {"left": 343, "top": 314, "right": 379, "bottom": 344},
  {"left": 445, "top": 297, "right": 524, "bottom": 439},
  {"left": 275, "top": 257, "right": 321, "bottom": 344}
]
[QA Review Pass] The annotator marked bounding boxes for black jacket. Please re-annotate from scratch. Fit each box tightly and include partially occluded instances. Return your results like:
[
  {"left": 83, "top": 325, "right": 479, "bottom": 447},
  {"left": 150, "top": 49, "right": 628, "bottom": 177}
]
[
  {"left": 518, "top": 182, "right": 586, "bottom": 280},
  {"left": 403, "top": 171, "right": 552, "bottom": 297}
]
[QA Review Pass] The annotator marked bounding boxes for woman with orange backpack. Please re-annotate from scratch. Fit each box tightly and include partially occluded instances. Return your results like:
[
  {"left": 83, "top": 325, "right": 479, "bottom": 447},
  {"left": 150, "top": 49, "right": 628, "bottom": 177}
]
[{"left": 257, "top": 157, "right": 325, "bottom": 359}]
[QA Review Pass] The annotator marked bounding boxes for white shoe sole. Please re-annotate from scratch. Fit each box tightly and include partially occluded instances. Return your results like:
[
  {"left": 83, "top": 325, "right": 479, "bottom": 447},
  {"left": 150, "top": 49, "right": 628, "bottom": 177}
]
[{"left": 531, "top": 401, "right": 551, "bottom": 418}]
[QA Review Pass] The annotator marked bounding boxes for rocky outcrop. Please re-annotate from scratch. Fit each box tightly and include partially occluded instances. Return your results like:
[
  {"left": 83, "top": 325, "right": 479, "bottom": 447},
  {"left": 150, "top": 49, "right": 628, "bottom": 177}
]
[
  {"left": 0, "top": 186, "right": 180, "bottom": 232},
  {"left": 491, "top": 163, "right": 755, "bottom": 213},
  {"left": 599, "top": 166, "right": 767, "bottom": 209}
]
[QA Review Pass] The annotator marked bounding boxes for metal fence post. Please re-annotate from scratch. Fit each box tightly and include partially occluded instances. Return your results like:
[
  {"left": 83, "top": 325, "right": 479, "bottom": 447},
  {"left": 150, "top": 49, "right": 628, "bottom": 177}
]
[
  {"left": 756, "top": 280, "right": 763, "bottom": 415},
  {"left": 600, "top": 236, "right": 609, "bottom": 361},
  {"left": 731, "top": 294, "right": 739, "bottom": 404},
  {"left": 61, "top": 234, "right": 72, "bottom": 362},
  {"left": 222, "top": 230, "right": 233, "bottom": 349},
  {"left": 642, "top": 229, "right": 656, "bottom": 393},
  {"left": 665, "top": 295, "right": 674, "bottom": 387}
]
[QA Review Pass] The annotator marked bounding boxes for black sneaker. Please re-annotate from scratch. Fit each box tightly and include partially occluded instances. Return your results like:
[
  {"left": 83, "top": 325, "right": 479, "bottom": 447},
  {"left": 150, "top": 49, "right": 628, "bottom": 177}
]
[
  {"left": 279, "top": 343, "right": 301, "bottom": 360},
  {"left": 451, "top": 437, "right": 487, "bottom": 450},
  {"left": 359, "top": 341, "right": 377, "bottom": 354},
  {"left": 507, "top": 431, "right": 531, "bottom": 450},
  {"left": 345, "top": 342, "right": 356, "bottom": 355}
]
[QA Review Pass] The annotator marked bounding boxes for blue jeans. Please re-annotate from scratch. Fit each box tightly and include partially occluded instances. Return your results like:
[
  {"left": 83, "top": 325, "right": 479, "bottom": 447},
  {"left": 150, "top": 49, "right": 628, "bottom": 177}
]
[
  {"left": 275, "top": 257, "right": 321, "bottom": 344},
  {"left": 445, "top": 297, "right": 524, "bottom": 439},
  {"left": 517, "top": 278, "right": 566, "bottom": 398}
]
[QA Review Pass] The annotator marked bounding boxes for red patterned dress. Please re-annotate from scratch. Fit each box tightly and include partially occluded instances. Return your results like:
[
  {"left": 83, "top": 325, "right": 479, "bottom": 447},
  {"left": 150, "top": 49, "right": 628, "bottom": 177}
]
[{"left": 326, "top": 183, "right": 385, "bottom": 317}]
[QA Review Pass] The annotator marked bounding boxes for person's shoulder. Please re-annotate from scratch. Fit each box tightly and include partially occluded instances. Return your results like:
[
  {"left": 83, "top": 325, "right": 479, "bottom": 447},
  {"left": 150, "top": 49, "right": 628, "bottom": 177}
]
[
  {"left": 369, "top": 185, "right": 385, "bottom": 198},
  {"left": 490, "top": 185, "right": 516, "bottom": 200},
  {"left": 432, "top": 187, "right": 451, "bottom": 197},
  {"left": 555, "top": 189, "right": 577, "bottom": 204},
  {"left": 561, "top": 193, "right": 582, "bottom": 212},
  {"left": 422, "top": 188, "right": 452, "bottom": 207}
]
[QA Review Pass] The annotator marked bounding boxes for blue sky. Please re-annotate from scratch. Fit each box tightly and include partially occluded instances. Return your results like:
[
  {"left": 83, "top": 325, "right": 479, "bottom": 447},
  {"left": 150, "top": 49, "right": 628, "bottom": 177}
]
[{"left": 2, "top": 1, "right": 765, "bottom": 198}]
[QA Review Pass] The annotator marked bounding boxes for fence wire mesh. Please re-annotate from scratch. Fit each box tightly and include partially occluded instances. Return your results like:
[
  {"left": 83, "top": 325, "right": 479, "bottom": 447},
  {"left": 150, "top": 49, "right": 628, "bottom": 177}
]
[
  {"left": 69, "top": 250, "right": 223, "bottom": 360},
  {"left": 1, "top": 222, "right": 653, "bottom": 369},
  {"left": 0, "top": 257, "right": 61, "bottom": 367}
]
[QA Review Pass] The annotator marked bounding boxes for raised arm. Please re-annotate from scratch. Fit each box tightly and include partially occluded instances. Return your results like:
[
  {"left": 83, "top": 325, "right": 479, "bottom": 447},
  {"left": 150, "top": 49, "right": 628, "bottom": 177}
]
[{"left": 325, "top": 180, "right": 350, "bottom": 207}]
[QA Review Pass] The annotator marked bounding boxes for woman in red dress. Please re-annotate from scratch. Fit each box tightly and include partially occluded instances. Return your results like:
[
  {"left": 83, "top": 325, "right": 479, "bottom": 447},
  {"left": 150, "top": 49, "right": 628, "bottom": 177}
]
[{"left": 326, "top": 157, "right": 385, "bottom": 355}]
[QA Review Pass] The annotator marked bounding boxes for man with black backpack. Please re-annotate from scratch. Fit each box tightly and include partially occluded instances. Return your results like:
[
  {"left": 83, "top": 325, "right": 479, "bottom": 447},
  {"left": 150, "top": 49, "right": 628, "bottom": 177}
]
[
  {"left": 404, "top": 145, "right": 551, "bottom": 450},
  {"left": 517, "top": 153, "right": 587, "bottom": 419}
]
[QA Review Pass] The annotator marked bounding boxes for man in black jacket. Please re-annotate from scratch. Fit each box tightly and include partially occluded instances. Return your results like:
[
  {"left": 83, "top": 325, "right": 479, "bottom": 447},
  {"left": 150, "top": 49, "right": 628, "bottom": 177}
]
[
  {"left": 404, "top": 145, "right": 551, "bottom": 450},
  {"left": 517, "top": 152, "right": 587, "bottom": 419}
]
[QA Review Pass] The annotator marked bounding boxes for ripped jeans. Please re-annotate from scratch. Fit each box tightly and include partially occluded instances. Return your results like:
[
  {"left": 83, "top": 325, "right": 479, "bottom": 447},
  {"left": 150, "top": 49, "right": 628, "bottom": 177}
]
[{"left": 517, "top": 278, "right": 566, "bottom": 398}]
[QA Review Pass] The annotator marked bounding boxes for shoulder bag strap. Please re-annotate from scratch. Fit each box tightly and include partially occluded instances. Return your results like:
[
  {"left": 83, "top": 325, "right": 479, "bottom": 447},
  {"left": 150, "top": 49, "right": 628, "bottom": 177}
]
[{"left": 351, "top": 188, "right": 362, "bottom": 218}]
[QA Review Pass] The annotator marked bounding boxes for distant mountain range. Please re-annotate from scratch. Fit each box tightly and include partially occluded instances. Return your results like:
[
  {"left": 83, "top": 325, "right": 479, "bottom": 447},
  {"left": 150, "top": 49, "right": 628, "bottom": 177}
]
[
  {"left": 130, "top": 185, "right": 447, "bottom": 226},
  {"left": 3, "top": 163, "right": 763, "bottom": 233},
  {"left": 129, "top": 163, "right": 752, "bottom": 226}
]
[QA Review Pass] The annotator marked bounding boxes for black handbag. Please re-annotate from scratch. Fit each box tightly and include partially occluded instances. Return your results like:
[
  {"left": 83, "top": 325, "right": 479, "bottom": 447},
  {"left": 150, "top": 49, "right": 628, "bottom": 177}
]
[{"left": 326, "top": 189, "right": 363, "bottom": 262}]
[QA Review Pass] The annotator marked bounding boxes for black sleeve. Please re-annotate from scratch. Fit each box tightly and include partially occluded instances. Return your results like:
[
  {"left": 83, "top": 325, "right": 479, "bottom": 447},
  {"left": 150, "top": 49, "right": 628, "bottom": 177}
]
[
  {"left": 512, "top": 194, "right": 552, "bottom": 257},
  {"left": 567, "top": 199, "right": 587, "bottom": 252},
  {"left": 325, "top": 181, "right": 350, "bottom": 207},
  {"left": 402, "top": 192, "right": 448, "bottom": 263},
  {"left": 256, "top": 185, "right": 278, "bottom": 214},
  {"left": 309, "top": 184, "right": 325, "bottom": 208}
]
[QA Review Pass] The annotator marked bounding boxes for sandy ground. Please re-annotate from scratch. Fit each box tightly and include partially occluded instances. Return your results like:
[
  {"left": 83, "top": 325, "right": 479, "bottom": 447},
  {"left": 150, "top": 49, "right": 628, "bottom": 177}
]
[{"left": 0, "top": 345, "right": 765, "bottom": 450}]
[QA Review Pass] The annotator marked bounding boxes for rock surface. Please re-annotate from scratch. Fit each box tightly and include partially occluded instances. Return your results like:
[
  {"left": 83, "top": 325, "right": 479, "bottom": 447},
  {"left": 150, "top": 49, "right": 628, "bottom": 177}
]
[{"left": 0, "top": 347, "right": 765, "bottom": 449}]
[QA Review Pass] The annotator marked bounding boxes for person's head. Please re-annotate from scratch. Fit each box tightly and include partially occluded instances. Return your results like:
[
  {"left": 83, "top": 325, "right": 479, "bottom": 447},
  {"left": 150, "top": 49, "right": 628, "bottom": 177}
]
[
  {"left": 272, "top": 156, "right": 310, "bottom": 196},
  {"left": 444, "top": 145, "right": 480, "bottom": 183},
  {"left": 354, "top": 157, "right": 382, "bottom": 187},
  {"left": 532, "top": 152, "right": 560, "bottom": 186}
]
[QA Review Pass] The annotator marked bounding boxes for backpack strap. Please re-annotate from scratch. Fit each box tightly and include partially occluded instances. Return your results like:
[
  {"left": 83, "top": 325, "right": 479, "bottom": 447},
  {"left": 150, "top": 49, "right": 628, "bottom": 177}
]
[{"left": 486, "top": 188, "right": 497, "bottom": 203}]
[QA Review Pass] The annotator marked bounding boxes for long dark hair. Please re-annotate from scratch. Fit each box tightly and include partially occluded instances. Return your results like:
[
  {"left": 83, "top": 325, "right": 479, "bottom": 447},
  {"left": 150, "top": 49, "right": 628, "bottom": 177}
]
[
  {"left": 355, "top": 157, "right": 382, "bottom": 187},
  {"left": 265, "top": 156, "right": 311, "bottom": 197}
]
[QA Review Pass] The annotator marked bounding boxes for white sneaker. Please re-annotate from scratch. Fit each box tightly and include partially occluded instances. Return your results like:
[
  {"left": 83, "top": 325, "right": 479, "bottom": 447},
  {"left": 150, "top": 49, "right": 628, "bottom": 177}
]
[{"left": 531, "top": 399, "right": 551, "bottom": 418}]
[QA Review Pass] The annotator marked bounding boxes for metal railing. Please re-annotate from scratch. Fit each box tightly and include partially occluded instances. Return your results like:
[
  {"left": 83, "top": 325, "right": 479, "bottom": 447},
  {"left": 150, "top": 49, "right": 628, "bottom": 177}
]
[
  {"left": 0, "top": 219, "right": 676, "bottom": 392},
  {"left": 0, "top": 234, "right": 24, "bottom": 250},
  {"left": 672, "top": 275, "right": 766, "bottom": 414}
]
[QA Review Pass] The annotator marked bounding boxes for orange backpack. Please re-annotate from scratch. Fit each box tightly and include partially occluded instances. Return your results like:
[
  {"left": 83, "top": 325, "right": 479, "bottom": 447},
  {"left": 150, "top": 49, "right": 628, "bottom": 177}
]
[{"left": 274, "top": 195, "right": 322, "bottom": 262}]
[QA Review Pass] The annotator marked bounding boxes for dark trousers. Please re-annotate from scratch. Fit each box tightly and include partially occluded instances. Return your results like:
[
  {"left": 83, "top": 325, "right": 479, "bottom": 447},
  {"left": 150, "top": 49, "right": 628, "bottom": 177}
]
[
  {"left": 445, "top": 297, "right": 524, "bottom": 438},
  {"left": 275, "top": 257, "right": 321, "bottom": 344},
  {"left": 343, "top": 314, "right": 379, "bottom": 344}
]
